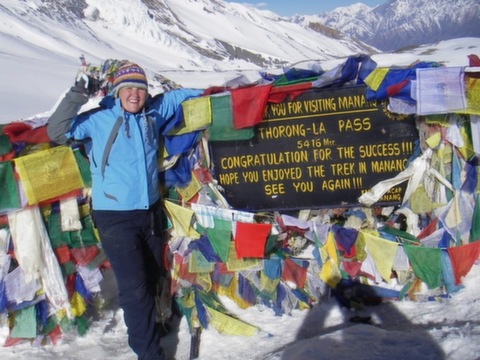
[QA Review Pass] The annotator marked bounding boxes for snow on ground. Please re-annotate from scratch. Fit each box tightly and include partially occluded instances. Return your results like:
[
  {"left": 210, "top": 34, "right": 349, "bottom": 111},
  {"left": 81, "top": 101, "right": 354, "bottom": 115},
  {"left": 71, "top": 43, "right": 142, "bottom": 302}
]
[{"left": 0, "top": 263, "right": 479, "bottom": 360}]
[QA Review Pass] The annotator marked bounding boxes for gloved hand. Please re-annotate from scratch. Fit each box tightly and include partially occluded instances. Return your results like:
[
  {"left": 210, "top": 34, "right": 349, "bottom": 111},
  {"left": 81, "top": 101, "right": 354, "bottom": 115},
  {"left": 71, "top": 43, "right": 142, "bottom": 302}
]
[{"left": 73, "top": 72, "right": 101, "bottom": 97}]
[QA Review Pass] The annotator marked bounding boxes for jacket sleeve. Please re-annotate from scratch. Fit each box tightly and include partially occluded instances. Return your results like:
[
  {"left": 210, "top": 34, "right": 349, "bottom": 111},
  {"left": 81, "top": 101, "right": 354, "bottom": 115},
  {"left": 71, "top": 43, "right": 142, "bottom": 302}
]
[{"left": 47, "top": 82, "right": 89, "bottom": 145}]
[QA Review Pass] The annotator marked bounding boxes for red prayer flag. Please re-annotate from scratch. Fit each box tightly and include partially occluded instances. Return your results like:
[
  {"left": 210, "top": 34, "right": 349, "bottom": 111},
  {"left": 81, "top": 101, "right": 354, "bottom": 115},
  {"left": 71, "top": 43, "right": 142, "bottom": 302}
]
[
  {"left": 3, "top": 122, "right": 50, "bottom": 144},
  {"left": 447, "top": 241, "right": 480, "bottom": 285},
  {"left": 342, "top": 260, "right": 362, "bottom": 277},
  {"left": 386, "top": 79, "right": 409, "bottom": 97},
  {"left": 417, "top": 218, "right": 438, "bottom": 239},
  {"left": 281, "top": 257, "right": 307, "bottom": 289},
  {"left": 230, "top": 84, "right": 273, "bottom": 129},
  {"left": 48, "top": 326, "right": 63, "bottom": 346},
  {"left": 70, "top": 246, "right": 99, "bottom": 266},
  {"left": 234, "top": 222, "right": 272, "bottom": 258},
  {"left": 54, "top": 244, "right": 71, "bottom": 264},
  {"left": 268, "top": 82, "right": 313, "bottom": 103},
  {"left": 66, "top": 274, "right": 76, "bottom": 298},
  {"left": 468, "top": 54, "right": 480, "bottom": 67}
]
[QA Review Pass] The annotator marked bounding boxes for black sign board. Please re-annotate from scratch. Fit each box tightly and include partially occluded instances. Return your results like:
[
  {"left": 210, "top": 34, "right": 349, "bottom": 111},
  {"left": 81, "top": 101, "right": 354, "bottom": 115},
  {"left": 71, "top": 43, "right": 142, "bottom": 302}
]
[{"left": 210, "top": 85, "right": 418, "bottom": 211}]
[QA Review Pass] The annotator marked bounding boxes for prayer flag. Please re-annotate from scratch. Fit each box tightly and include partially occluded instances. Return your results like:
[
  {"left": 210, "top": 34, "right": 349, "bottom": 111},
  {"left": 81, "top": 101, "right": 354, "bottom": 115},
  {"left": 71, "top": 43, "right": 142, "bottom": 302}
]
[
  {"left": 208, "top": 93, "right": 254, "bottom": 141},
  {"left": 2, "top": 121, "right": 50, "bottom": 144},
  {"left": 234, "top": 222, "right": 272, "bottom": 258},
  {"left": 230, "top": 84, "right": 273, "bottom": 129},
  {"left": 70, "top": 291, "right": 87, "bottom": 317},
  {"left": 403, "top": 244, "right": 442, "bottom": 289},
  {"left": 206, "top": 218, "right": 232, "bottom": 263},
  {"left": 188, "top": 249, "right": 214, "bottom": 273},
  {"left": 447, "top": 241, "right": 480, "bottom": 285},
  {"left": 471, "top": 195, "right": 480, "bottom": 242},
  {"left": 14, "top": 146, "right": 84, "bottom": 205},
  {"left": 325, "top": 230, "right": 339, "bottom": 265},
  {"left": 164, "top": 200, "right": 200, "bottom": 239},
  {"left": 11, "top": 306, "right": 37, "bottom": 339},
  {"left": 281, "top": 257, "right": 307, "bottom": 289},
  {"left": 176, "top": 172, "right": 202, "bottom": 201},
  {"left": 363, "top": 232, "right": 399, "bottom": 283},
  {"left": 332, "top": 225, "right": 357, "bottom": 258},
  {"left": 169, "top": 96, "right": 211, "bottom": 135},
  {"left": 463, "top": 74, "right": 480, "bottom": 114},
  {"left": 207, "top": 307, "right": 258, "bottom": 336},
  {"left": 0, "top": 134, "right": 14, "bottom": 161},
  {"left": 225, "top": 243, "right": 260, "bottom": 271},
  {"left": 73, "top": 148, "right": 92, "bottom": 187},
  {"left": 364, "top": 67, "right": 390, "bottom": 91},
  {"left": 319, "top": 259, "right": 342, "bottom": 288},
  {"left": 416, "top": 67, "right": 466, "bottom": 115},
  {"left": 0, "top": 161, "right": 20, "bottom": 213}
]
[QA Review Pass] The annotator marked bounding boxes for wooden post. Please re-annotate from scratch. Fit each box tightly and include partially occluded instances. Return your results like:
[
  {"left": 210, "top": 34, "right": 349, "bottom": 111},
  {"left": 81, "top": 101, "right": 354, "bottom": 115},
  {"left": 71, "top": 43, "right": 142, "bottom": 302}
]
[{"left": 189, "top": 326, "right": 202, "bottom": 359}]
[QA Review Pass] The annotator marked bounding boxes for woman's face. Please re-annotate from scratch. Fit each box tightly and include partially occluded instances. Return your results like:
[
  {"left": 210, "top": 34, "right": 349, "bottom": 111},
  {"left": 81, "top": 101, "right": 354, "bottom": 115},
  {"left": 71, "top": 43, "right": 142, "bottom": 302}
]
[{"left": 118, "top": 87, "right": 147, "bottom": 114}]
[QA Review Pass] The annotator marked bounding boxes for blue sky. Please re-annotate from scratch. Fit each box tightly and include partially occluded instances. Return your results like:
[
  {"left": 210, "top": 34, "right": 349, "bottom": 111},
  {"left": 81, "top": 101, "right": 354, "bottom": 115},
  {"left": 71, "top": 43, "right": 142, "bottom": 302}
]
[{"left": 223, "top": 1, "right": 386, "bottom": 16}]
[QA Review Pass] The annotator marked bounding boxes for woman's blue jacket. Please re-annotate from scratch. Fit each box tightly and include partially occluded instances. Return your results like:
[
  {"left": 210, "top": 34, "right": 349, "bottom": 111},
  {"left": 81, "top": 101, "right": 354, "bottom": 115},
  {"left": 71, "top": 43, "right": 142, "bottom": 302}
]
[{"left": 47, "top": 87, "right": 202, "bottom": 211}]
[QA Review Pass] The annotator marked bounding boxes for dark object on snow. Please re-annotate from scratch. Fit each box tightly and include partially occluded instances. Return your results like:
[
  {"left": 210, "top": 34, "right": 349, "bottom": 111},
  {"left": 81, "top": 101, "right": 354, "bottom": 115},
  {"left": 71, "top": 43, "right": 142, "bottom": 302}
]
[{"left": 189, "top": 326, "right": 202, "bottom": 359}]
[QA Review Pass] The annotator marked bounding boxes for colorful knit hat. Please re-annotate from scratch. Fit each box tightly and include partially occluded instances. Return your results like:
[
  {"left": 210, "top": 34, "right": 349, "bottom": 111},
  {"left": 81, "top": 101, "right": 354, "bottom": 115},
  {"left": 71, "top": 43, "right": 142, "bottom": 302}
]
[{"left": 113, "top": 62, "right": 148, "bottom": 97}]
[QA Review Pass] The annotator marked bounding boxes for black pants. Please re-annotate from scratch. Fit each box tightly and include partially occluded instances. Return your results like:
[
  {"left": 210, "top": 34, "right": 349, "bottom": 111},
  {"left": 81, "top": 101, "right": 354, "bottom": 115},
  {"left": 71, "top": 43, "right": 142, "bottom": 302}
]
[{"left": 93, "top": 202, "right": 165, "bottom": 360}]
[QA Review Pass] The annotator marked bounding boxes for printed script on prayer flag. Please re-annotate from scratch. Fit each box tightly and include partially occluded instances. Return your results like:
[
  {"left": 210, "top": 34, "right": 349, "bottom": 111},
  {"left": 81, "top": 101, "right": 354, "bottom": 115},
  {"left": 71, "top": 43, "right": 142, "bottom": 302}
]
[{"left": 14, "top": 146, "right": 84, "bottom": 205}]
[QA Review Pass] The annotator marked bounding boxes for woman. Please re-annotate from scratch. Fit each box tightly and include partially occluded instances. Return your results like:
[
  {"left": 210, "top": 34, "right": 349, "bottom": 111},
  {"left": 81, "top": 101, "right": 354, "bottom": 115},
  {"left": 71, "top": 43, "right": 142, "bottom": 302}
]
[{"left": 47, "top": 62, "right": 203, "bottom": 360}]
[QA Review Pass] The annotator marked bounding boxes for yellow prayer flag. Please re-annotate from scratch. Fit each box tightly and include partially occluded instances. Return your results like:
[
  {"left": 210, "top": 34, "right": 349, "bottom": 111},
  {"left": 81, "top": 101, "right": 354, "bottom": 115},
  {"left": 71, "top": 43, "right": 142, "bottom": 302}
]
[
  {"left": 169, "top": 96, "right": 212, "bottom": 135},
  {"left": 217, "top": 274, "right": 251, "bottom": 309},
  {"left": 183, "top": 291, "right": 196, "bottom": 309},
  {"left": 207, "top": 307, "right": 258, "bottom": 336},
  {"left": 364, "top": 67, "right": 389, "bottom": 91},
  {"left": 425, "top": 132, "right": 442, "bottom": 149},
  {"left": 445, "top": 195, "right": 461, "bottom": 228},
  {"left": 319, "top": 246, "right": 329, "bottom": 264},
  {"left": 164, "top": 200, "right": 200, "bottom": 239},
  {"left": 354, "top": 231, "right": 367, "bottom": 261},
  {"left": 325, "top": 230, "right": 339, "bottom": 265},
  {"left": 363, "top": 231, "right": 398, "bottom": 283},
  {"left": 196, "top": 272, "right": 213, "bottom": 292},
  {"left": 457, "top": 125, "right": 475, "bottom": 160},
  {"left": 14, "top": 146, "right": 84, "bottom": 205},
  {"left": 319, "top": 259, "right": 342, "bottom": 288},
  {"left": 176, "top": 172, "right": 202, "bottom": 201},
  {"left": 462, "top": 76, "right": 480, "bottom": 114},
  {"left": 188, "top": 249, "right": 214, "bottom": 273},
  {"left": 225, "top": 244, "right": 260, "bottom": 271},
  {"left": 260, "top": 272, "right": 280, "bottom": 293},
  {"left": 70, "top": 292, "right": 87, "bottom": 317}
]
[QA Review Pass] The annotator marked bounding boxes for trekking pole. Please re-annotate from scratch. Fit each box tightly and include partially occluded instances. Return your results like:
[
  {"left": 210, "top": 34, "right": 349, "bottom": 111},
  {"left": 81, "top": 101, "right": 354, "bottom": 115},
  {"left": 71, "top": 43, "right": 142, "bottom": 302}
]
[{"left": 189, "top": 326, "right": 202, "bottom": 359}]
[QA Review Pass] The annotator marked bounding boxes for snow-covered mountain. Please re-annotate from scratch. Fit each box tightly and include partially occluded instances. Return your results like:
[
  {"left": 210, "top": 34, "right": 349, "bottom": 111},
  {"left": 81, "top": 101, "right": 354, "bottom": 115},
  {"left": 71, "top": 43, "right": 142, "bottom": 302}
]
[
  {"left": 0, "top": 0, "right": 372, "bottom": 71},
  {"left": 304, "top": 0, "right": 480, "bottom": 51},
  {"left": 0, "top": 0, "right": 377, "bottom": 122},
  {"left": 0, "top": 0, "right": 479, "bottom": 123}
]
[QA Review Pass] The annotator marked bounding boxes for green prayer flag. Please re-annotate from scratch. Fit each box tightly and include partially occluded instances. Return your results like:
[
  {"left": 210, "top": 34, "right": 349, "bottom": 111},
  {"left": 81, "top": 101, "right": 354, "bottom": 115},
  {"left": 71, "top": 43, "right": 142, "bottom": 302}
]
[
  {"left": 206, "top": 217, "right": 232, "bottom": 262},
  {"left": 46, "top": 211, "right": 70, "bottom": 248},
  {"left": 0, "top": 134, "right": 12, "bottom": 156},
  {"left": 11, "top": 306, "right": 37, "bottom": 339},
  {"left": 208, "top": 94, "right": 254, "bottom": 141},
  {"left": 76, "top": 315, "right": 89, "bottom": 336},
  {"left": 379, "top": 225, "right": 420, "bottom": 244},
  {"left": 0, "top": 161, "right": 20, "bottom": 212},
  {"left": 404, "top": 244, "right": 442, "bottom": 289},
  {"left": 42, "top": 316, "right": 58, "bottom": 335},
  {"left": 470, "top": 194, "right": 480, "bottom": 242},
  {"left": 189, "top": 249, "right": 214, "bottom": 273},
  {"left": 62, "top": 261, "right": 77, "bottom": 277},
  {"left": 265, "top": 234, "right": 278, "bottom": 255},
  {"left": 73, "top": 148, "right": 92, "bottom": 187},
  {"left": 69, "top": 214, "right": 98, "bottom": 248}
]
